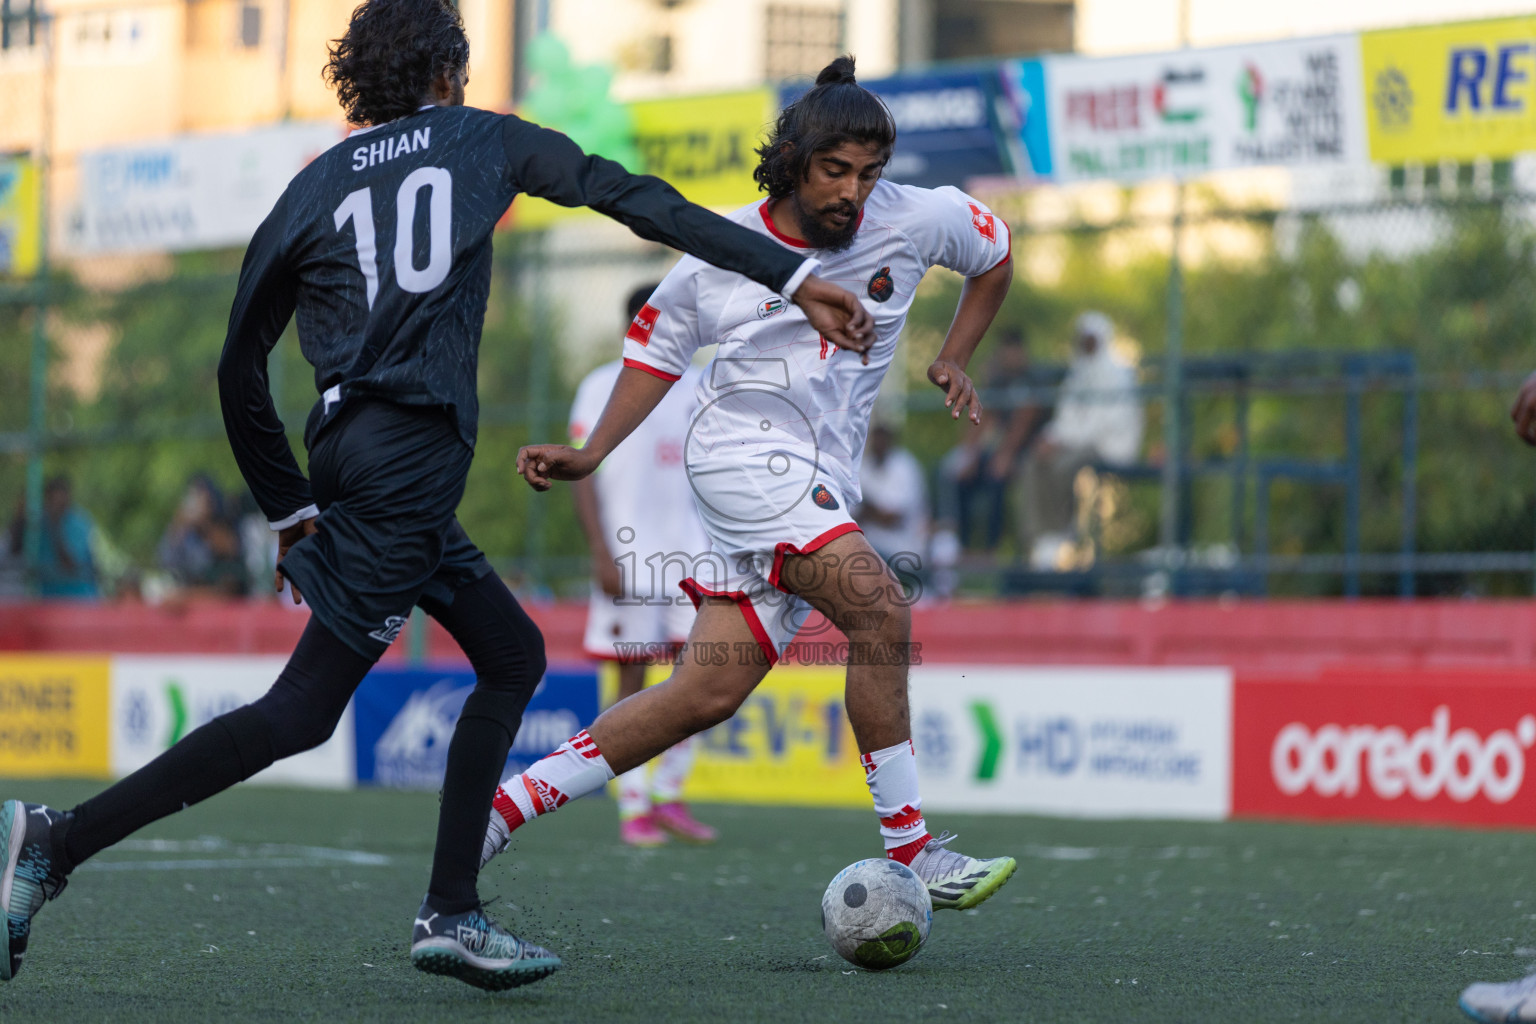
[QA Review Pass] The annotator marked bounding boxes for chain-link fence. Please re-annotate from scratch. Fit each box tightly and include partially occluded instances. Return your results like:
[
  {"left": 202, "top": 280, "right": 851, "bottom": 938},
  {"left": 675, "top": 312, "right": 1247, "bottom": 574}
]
[{"left": 5, "top": 174, "right": 1536, "bottom": 603}]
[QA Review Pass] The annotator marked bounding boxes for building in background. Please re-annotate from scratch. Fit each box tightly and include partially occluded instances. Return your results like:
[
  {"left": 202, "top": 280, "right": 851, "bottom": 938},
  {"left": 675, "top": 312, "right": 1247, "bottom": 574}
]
[
  {"left": 0, "top": 0, "right": 512, "bottom": 160},
  {"left": 537, "top": 0, "right": 1077, "bottom": 102}
]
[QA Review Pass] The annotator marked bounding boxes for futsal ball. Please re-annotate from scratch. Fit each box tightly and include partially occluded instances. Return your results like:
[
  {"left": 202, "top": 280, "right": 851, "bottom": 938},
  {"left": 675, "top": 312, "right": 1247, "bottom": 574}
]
[{"left": 820, "top": 858, "right": 933, "bottom": 970}]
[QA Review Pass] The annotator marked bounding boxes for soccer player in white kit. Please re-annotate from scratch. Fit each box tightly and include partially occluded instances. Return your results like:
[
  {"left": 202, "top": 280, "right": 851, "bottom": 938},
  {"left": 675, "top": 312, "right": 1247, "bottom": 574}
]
[
  {"left": 567, "top": 284, "right": 716, "bottom": 847},
  {"left": 483, "top": 56, "right": 1018, "bottom": 918}
]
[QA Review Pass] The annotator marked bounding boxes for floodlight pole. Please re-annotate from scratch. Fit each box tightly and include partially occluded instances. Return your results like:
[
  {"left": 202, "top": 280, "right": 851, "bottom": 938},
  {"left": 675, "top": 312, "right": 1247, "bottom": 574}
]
[
  {"left": 1158, "top": 183, "right": 1185, "bottom": 557},
  {"left": 23, "top": 9, "right": 55, "bottom": 594}
]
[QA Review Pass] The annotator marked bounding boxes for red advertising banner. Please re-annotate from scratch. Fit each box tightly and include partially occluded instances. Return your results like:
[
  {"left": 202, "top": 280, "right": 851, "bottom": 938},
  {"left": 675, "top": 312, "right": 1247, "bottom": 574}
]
[{"left": 1233, "top": 670, "right": 1536, "bottom": 826}]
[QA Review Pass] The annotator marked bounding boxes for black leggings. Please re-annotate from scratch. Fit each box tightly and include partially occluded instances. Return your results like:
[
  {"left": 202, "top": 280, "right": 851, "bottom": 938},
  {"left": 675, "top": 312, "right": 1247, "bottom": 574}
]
[{"left": 63, "top": 572, "right": 544, "bottom": 915}]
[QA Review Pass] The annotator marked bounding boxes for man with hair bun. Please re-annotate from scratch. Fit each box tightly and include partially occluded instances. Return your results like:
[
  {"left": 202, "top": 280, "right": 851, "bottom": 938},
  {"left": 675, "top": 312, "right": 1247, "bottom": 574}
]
[
  {"left": 487, "top": 56, "right": 1020, "bottom": 938},
  {"left": 0, "top": 0, "right": 872, "bottom": 993}
]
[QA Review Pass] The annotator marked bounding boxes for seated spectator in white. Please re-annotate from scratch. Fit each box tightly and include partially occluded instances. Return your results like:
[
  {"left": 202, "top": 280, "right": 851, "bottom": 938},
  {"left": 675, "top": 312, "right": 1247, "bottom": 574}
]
[
  {"left": 857, "top": 423, "right": 929, "bottom": 586},
  {"left": 1017, "top": 312, "right": 1143, "bottom": 569}
]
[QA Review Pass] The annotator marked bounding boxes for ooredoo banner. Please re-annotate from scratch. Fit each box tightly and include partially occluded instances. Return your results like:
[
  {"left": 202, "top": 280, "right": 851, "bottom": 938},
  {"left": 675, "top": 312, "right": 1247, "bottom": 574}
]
[
  {"left": 1232, "top": 670, "right": 1536, "bottom": 826},
  {"left": 910, "top": 667, "right": 1233, "bottom": 819}
]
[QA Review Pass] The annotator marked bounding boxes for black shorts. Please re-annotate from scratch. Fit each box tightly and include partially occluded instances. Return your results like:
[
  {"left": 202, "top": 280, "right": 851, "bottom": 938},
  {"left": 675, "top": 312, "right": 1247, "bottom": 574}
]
[{"left": 277, "top": 399, "right": 494, "bottom": 659}]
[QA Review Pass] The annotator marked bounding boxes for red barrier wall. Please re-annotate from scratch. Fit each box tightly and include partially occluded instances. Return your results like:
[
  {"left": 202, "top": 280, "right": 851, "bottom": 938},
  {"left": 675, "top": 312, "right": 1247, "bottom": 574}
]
[{"left": 3, "top": 598, "right": 1536, "bottom": 671}]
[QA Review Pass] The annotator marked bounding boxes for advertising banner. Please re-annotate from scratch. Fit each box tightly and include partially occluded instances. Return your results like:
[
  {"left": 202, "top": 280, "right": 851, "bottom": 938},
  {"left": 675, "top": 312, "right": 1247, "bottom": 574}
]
[
  {"left": 1046, "top": 35, "right": 1366, "bottom": 183},
  {"left": 1233, "top": 669, "right": 1536, "bottom": 827},
  {"left": 785, "top": 70, "right": 1020, "bottom": 188},
  {"left": 354, "top": 665, "right": 599, "bottom": 788},
  {"left": 1362, "top": 17, "right": 1536, "bottom": 164},
  {"left": 0, "top": 154, "right": 41, "bottom": 277},
  {"left": 512, "top": 88, "right": 773, "bottom": 230},
  {"left": 909, "top": 667, "right": 1233, "bottom": 818},
  {"left": 65, "top": 121, "right": 341, "bottom": 254},
  {"left": 111, "top": 656, "right": 354, "bottom": 788},
  {"left": 998, "top": 60, "right": 1054, "bottom": 179},
  {"left": 0, "top": 655, "right": 112, "bottom": 778},
  {"left": 684, "top": 666, "right": 867, "bottom": 808}
]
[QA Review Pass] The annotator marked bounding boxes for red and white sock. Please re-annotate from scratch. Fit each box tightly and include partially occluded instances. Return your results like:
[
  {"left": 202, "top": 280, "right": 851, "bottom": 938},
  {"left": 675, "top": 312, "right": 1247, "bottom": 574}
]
[
  {"left": 649, "top": 736, "right": 696, "bottom": 804},
  {"left": 861, "top": 739, "right": 931, "bottom": 865},
  {"left": 485, "top": 730, "right": 615, "bottom": 854}
]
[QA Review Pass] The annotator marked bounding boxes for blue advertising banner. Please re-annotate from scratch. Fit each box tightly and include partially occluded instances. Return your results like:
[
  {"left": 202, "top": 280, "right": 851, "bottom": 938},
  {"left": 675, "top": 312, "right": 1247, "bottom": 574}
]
[
  {"left": 999, "top": 59, "right": 1054, "bottom": 178},
  {"left": 780, "top": 69, "right": 1019, "bottom": 188},
  {"left": 354, "top": 665, "right": 599, "bottom": 788}
]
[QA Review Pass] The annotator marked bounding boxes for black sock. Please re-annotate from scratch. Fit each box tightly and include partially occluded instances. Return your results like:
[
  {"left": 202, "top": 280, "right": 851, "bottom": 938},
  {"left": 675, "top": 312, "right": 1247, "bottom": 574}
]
[
  {"left": 421, "top": 573, "right": 545, "bottom": 916},
  {"left": 426, "top": 699, "right": 517, "bottom": 915},
  {"left": 62, "top": 619, "right": 373, "bottom": 871},
  {"left": 63, "top": 706, "right": 274, "bottom": 871}
]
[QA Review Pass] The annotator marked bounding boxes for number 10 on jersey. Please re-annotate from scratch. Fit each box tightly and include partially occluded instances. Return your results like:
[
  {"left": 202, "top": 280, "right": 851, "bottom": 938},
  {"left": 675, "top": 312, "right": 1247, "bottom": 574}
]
[{"left": 333, "top": 166, "right": 453, "bottom": 309}]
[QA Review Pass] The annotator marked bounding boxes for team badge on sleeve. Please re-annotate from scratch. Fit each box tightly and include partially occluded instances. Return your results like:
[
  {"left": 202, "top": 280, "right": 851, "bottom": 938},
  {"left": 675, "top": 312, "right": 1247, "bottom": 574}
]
[
  {"left": 811, "top": 484, "right": 840, "bottom": 510},
  {"left": 867, "top": 266, "right": 894, "bottom": 303},
  {"left": 626, "top": 303, "right": 660, "bottom": 346},
  {"left": 968, "top": 203, "right": 997, "bottom": 244},
  {"left": 757, "top": 297, "right": 787, "bottom": 319}
]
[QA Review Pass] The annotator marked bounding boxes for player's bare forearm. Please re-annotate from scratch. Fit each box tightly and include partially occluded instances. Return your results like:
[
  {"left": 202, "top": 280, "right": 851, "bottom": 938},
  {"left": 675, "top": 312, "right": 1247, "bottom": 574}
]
[
  {"left": 928, "top": 260, "right": 1013, "bottom": 425},
  {"left": 518, "top": 367, "right": 674, "bottom": 490},
  {"left": 935, "top": 259, "right": 1013, "bottom": 371}
]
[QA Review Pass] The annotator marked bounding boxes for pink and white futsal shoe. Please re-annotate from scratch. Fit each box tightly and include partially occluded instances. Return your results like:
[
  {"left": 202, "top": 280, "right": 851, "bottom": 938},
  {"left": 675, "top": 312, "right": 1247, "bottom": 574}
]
[
  {"left": 619, "top": 813, "right": 668, "bottom": 847},
  {"left": 651, "top": 802, "right": 718, "bottom": 844}
]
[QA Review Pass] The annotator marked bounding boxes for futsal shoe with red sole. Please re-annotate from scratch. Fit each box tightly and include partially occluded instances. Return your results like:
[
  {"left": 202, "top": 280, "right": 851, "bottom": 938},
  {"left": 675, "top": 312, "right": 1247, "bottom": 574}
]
[{"left": 651, "top": 802, "right": 718, "bottom": 844}]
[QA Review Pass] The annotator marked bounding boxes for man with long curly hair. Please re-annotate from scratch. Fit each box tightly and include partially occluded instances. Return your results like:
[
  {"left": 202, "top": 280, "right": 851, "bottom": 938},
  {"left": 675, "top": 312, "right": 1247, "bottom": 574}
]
[
  {"left": 483, "top": 55, "right": 1018, "bottom": 944},
  {"left": 0, "top": 0, "right": 871, "bottom": 993}
]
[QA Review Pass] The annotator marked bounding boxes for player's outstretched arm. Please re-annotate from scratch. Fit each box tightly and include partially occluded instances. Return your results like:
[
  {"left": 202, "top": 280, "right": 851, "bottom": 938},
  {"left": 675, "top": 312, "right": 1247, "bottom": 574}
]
[
  {"left": 216, "top": 193, "right": 316, "bottom": 601},
  {"left": 501, "top": 116, "right": 872, "bottom": 348},
  {"left": 927, "top": 258, "right": 1013, "bottom": 425},
  {"left": 518, "top": 366, "right": 674, "bottom": 491}
]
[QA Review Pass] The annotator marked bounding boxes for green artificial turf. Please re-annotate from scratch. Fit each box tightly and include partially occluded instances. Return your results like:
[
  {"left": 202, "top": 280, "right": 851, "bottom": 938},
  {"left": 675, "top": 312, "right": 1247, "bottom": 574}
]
[{"left": 0, "top": 779, "right": 1531, "bottom": 1022}]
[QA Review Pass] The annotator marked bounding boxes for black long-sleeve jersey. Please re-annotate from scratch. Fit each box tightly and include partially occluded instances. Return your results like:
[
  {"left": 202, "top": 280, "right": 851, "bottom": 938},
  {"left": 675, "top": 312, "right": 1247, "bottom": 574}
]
[{"left": 218, "top": 103, "right": 814, "bottom": 526}]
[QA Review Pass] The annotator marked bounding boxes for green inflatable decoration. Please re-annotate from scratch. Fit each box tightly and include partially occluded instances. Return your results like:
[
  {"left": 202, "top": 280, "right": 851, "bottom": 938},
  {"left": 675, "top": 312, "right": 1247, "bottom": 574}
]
[{"left": 523, "top": 34, "right": 641, "bottom": 173}]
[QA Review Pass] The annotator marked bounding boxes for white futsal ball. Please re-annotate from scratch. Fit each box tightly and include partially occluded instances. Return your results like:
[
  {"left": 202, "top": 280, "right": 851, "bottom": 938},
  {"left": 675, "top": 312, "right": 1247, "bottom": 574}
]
[{"left": 820, "top": 858, "right": 932, "bottom": 970}]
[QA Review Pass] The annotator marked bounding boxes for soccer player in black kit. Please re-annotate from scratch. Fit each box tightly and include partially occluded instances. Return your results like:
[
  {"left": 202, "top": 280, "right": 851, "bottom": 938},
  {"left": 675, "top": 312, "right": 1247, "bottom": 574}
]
[{"left": 0, "top": 0, "right": 872, "bottom": 992}]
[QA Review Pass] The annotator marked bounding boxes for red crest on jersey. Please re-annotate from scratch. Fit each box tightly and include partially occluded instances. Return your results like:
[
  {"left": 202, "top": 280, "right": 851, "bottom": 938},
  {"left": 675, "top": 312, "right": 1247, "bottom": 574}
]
[
  {"left": 626, "top": 303, "right": 660, "bottom": 346},
  {"left": 968, "top": 203, "right": 997, "bottom": 244}
]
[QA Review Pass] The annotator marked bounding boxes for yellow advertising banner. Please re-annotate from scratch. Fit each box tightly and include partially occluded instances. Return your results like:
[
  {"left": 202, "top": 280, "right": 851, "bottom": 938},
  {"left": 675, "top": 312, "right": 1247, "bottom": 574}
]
[
  {"left": 1363, "top": 17, "right": 1536, "bottom": 163},
  {"left": 684, "top": 666, "right": 867, "bottom": 809},
  {"left": 0, "top": 656, "right": 112, "bottom": 778},
  {"left": 0, "top": 155, "right": 41, "bottom": 278},
  {"left": 511, "top": 88, "right": 773, "bottom": 231}
]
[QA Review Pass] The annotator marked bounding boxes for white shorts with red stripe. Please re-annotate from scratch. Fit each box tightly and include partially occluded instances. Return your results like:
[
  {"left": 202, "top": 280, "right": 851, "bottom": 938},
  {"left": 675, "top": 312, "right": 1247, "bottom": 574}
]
[{"left": 678, "top": 454, "right": 861, "bottom": 667}]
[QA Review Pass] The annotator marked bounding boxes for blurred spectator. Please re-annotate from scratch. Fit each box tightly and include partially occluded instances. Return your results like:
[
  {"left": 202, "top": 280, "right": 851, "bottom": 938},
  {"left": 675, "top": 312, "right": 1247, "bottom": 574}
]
[
  {"left": 4, "top": 476, "right": 101, "bottom": 599},
  {"left": 1017, "top": 312, "right": 1144, "bottom": 569},
  {"left": 157, "top": 474, "right": 247, "bottom": 596},
  {"left": 857, "top": 422, "right": 928, "bottom": 590},
  {"left": 1, "top": 497, "right": 28, "bottom": 598},
  {"left": 935, "top": 326, "right": 1045, "bottom": 553},
  {"left": 235, "top": 490, "right": 279, "bottom": 599}
]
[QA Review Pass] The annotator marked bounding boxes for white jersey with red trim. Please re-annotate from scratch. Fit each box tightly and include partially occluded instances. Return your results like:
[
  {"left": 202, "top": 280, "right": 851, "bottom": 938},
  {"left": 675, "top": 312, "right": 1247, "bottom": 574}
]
[
  {"left": 569, "top": 360, "right": 708, "bottom": 588},
  {"left": 621, "top": 179, "right": 1010, "bottom": 508}
]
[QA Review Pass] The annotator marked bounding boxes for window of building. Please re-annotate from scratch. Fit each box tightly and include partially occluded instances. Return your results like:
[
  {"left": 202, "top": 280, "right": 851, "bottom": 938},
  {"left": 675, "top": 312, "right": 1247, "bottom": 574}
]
[
  {"left": 1, "top": 0, "right": 40, "bottom": 51},
  {"left": 238, "top": 0, "right": 261, "bottom": 48},
  {"left": 764, "top": 3, "right": 845, "bottom": 82}
]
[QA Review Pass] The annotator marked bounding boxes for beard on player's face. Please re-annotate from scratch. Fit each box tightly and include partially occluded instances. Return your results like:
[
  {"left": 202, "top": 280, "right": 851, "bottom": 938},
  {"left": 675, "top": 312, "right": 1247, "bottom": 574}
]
[{"left": 789, "top": 190, "right": 860, "bottom": 252}]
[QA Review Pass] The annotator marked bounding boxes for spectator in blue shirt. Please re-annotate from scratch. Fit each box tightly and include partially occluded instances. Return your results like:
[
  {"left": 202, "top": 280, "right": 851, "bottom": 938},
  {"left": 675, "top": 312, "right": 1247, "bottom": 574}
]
[{"left": 36, "top": 475, "right": 99, "bottom": 600}]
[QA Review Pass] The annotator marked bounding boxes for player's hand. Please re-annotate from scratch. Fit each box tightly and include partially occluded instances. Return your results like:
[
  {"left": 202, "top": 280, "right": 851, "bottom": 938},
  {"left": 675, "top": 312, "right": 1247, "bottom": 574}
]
[
  {"left": 929, "top": 359, "right": 982, "bottom": 425},
  {"left": 793, "top": 275, "right": 875, "bottom": 365},
  {"left": 595, "top": 557, "right": 623, "bottom": 597},
  {"left": 517, "top": 444, "right": 597, "bottom": 491},
  {"left": 275, "top": 517, "right": 319, "bottom": 605},
  {"left": 1512, "top": 371, "right": 1536, "bottom": 446}
]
